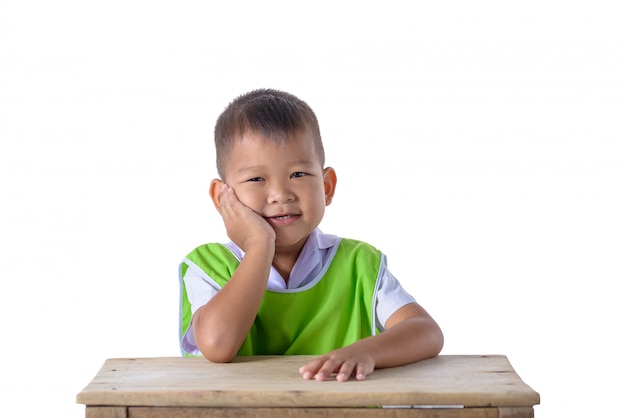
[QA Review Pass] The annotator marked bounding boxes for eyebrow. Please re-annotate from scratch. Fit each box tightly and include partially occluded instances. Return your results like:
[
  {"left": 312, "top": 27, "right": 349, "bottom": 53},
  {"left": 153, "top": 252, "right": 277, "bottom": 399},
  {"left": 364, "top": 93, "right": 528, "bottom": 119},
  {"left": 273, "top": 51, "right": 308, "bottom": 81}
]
[
  {"left": 236, "top": 165, "right": 265, "bottom": 174},
  {"left": 236, "top": 160, "right": 318, "bottom": 174},
  {"left": 290, "top": 160, "right": 318, "bottom": 168}
]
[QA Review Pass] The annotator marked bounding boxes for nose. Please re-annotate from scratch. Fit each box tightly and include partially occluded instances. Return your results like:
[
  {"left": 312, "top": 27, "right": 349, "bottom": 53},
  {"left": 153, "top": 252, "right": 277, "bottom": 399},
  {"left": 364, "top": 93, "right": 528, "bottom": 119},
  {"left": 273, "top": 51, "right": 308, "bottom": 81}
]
[{"left": 267, "top": 179, "right": 295, "bottom": 204}]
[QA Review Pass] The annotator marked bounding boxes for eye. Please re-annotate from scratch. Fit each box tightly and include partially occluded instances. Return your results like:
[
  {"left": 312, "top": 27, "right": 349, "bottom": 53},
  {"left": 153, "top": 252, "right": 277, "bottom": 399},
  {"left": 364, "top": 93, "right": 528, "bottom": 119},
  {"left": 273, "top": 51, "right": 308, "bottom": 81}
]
[
  {"left": 247, "top": 177, "right": 264, "bottom": 182},
  {"left": 291, "top": 172, "right": 307, "bottom": 178}
]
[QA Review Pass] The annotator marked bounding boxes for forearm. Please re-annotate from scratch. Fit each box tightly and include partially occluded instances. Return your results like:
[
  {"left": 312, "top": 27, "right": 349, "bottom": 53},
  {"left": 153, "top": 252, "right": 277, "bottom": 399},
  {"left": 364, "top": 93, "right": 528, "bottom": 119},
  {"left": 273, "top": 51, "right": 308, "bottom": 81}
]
[
  {"left": 192, "top": 243, "right": 274, "bottom": 362},
  {"left": 356, "top": 316, "right": 444, "bottom": 369},
  {"left": 299, "top": 312, "right": 443, "bottom": 382}
]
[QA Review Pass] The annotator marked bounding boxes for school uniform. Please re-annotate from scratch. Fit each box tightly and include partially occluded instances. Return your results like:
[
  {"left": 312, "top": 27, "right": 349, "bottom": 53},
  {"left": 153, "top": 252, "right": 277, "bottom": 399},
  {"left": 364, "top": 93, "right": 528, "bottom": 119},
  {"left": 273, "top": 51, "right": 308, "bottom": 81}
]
[{"left": 179, "top": 229, "right": 416, "bottom": 357}]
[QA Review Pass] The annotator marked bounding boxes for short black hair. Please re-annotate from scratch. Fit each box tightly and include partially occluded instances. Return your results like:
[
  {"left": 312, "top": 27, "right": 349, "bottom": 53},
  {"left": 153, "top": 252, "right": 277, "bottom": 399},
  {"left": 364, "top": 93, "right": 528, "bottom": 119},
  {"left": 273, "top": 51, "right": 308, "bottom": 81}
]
[{"left": 214, "top": 89, "right": 324, "bottom": 179}]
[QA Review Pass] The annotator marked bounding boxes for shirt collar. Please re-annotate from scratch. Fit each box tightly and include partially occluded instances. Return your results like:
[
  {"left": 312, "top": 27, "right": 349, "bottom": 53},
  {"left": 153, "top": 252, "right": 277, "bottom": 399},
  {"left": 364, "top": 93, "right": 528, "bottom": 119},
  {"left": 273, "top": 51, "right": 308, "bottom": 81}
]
[{"left": 227, "top": 228, "right": 339, "bottom": 290}]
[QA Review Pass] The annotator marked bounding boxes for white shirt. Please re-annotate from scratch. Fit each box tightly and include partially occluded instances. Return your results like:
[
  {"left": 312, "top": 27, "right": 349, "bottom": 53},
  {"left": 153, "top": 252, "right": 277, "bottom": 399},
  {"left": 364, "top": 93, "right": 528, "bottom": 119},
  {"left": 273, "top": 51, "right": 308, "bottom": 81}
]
[{"left": 181, "top": 229, "right": 416, "bottom": 353}]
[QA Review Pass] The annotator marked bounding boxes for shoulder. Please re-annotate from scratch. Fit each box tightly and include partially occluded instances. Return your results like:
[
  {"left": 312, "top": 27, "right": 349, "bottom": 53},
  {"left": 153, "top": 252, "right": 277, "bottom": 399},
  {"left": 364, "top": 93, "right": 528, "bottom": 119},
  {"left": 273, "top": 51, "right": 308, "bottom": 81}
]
[
  {"left": 182, "top": 243, "right": 241, "bottom": 279},
  {"left": 336, "top": 237, "right": 383, "bottom": 257},
  {"left": 316, "top": 229, "right": 381, "bottom": 253},
  {"left": 184, "top": 242, "right": 237, "bottom": 262}
]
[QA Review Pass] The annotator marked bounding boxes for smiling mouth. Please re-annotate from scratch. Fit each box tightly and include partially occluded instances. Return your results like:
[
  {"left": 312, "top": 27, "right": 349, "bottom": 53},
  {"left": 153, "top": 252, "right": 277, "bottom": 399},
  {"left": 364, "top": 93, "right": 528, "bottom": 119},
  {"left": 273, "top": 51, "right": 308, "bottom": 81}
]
[{"left": 265, "top": 214, "right": 299, "bottom": 223}]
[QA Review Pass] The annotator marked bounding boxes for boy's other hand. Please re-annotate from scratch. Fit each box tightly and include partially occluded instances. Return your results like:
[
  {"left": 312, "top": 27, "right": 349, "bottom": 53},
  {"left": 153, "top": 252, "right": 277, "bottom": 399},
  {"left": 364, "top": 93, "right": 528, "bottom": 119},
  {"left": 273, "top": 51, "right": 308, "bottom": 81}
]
[{"left": 298, "top": 348, "right": 375, "bottom": 382}]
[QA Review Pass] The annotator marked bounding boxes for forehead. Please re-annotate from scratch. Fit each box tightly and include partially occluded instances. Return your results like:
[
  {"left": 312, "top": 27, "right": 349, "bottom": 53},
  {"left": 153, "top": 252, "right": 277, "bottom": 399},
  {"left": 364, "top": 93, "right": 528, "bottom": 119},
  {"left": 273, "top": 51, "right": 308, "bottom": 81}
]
[{"left": 228, "top": 131, "right": 320, "bottom": 163}]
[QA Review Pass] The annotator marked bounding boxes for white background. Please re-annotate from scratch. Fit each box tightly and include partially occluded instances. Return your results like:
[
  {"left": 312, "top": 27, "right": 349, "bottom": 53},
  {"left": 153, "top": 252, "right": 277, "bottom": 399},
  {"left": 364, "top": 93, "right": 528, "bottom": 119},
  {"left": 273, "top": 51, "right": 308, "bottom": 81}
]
[{"left": 1, "top": 1, "right": 624, "bottom": 417}]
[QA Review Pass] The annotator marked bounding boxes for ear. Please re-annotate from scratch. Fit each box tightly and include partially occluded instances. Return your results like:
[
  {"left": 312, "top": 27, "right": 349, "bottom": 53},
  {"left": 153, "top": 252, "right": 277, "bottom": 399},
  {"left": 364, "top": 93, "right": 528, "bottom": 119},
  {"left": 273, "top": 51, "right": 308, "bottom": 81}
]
[
  {"left": 322, "top": 167, "right": 337, "bottom": 206},
  {"left": 209, "top": 178, "right": 226, "bottom": 211}
]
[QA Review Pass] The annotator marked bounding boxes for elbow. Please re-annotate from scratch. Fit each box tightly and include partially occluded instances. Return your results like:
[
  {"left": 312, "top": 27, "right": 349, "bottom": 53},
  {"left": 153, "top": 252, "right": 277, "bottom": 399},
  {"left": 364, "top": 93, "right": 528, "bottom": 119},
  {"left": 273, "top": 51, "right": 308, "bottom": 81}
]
[
  {"left": 411, "top": 318, "right": 444, "bottom": 360},
  {"left": 432, "top": 326, "right": 445, "bottom": 356},
  {"left": 203, "top": 351, "right": 236, "bottom": 364},
  {"left": 426, "top": 322, "right": 445, "bottom": 358},
  {"left": 191, "top": 310, "right": 241, "bottom": 363},
  {"left": 196, "top": 334, "right": 240, "bottom": 363}
]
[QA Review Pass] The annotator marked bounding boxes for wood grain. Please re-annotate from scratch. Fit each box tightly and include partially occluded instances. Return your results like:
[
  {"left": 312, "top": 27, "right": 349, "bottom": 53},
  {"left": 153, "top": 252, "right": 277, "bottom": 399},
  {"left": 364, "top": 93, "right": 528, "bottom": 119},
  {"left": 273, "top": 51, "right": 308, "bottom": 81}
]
[{"left": 77, "top": 355, "right": 539, "bottom": 409}]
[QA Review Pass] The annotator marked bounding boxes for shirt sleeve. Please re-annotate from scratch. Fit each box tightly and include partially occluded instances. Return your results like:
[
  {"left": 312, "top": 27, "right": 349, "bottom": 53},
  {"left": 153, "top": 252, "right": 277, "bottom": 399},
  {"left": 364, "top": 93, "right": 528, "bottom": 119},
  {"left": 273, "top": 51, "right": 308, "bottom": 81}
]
[
  {"left": 180, "top": 261, "right": 221, "bottom": 355},
  {"left": 374, "top": 254, "right": 417, "bottom": 331}
]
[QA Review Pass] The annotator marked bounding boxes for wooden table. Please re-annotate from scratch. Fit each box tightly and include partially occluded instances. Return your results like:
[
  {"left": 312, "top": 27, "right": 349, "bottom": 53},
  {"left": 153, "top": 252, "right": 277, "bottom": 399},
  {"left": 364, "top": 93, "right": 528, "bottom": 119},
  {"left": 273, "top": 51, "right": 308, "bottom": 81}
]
[{"left": 76, "top": 355, "right": 539, "bottom": 417}]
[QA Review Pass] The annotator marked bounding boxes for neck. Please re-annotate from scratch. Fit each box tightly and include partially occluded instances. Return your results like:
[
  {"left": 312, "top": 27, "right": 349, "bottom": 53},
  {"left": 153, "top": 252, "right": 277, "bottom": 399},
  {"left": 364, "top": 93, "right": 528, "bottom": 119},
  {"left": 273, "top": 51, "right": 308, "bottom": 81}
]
[
  {"left": 272, "top": 258, "right": 294, "bottom": 285},
  {"left": 272, "top": 239, "right": 308, "bottom": 285}
]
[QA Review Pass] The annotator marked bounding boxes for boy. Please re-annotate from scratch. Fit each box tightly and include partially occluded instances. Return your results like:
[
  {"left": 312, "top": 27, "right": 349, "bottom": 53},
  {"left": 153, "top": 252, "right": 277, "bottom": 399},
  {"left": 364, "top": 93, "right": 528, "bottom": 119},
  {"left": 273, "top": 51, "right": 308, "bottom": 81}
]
[{"left": 179, "top": 89, "right": 443, "bottom": 381}]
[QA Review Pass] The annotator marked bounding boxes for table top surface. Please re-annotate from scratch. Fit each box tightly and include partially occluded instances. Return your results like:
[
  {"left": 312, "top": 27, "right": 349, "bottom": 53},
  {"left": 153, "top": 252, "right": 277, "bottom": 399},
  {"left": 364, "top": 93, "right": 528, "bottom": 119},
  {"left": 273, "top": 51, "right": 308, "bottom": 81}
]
[{"left": 76, "top": 355, "right": 540, "bottom": 408}]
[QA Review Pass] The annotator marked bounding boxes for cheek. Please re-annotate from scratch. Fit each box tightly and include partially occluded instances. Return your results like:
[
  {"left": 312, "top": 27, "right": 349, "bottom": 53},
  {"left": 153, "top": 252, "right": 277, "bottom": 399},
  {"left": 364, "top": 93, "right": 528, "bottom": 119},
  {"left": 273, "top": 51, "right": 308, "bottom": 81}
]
[
  {"left": 309, "top": 187, "right": 329, "bottom": 212},
  {"left": 234, "top": 187, "right": 264, "bottom": 212}
]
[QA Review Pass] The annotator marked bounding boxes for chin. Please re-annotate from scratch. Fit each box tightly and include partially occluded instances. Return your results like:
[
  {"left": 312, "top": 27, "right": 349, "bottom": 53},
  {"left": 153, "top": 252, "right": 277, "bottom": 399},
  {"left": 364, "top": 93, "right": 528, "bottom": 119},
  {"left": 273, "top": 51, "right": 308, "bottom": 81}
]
[{"left": 274, "top": 234, "right": 308, "bottom": 249}]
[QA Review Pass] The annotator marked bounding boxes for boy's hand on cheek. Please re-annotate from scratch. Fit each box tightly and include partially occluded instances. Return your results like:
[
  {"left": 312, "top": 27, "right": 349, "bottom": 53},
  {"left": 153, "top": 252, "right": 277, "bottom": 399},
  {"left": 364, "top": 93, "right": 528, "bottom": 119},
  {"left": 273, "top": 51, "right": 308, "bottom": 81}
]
[{"left": 218, "top": 184, "right": 276, "bottom": 252}]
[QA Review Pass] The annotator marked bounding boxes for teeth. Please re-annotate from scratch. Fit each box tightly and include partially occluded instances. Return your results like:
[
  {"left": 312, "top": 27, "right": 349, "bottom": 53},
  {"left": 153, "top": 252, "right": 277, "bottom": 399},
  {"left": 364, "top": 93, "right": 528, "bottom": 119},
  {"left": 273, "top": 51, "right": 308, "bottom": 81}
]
[{"left": 275, "top": 215, "right": 290, "bottom": 220}]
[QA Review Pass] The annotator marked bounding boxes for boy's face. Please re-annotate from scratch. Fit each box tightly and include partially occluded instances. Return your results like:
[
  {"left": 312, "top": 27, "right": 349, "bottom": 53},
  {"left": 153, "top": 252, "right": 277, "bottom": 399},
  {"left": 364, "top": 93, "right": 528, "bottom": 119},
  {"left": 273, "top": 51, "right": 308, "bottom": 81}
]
[{"left": 216, "top": 130, "right": 336, "bottom": 251}]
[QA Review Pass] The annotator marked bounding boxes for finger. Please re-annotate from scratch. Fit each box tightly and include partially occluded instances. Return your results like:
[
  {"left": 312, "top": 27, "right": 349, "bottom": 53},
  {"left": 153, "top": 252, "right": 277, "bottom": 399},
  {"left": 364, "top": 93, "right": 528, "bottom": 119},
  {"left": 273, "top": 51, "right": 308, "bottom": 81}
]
[
  {"left": 355, "top": 362, "right": 374, "bottom": 381},
  {"left": 218, "top": 184, "right": 232, "bottom": 212},
  {"left": 299, "top": 358, "right": 326, "bottom": 380},
  {"left": 336, "top": 360, "right": 356, "bottom": 382},
  {"left": 314, "top": 358, "right": 342, "bottom": 381},
  {"left": 220, "top": 185, "right": 243, "bottom": 217}
]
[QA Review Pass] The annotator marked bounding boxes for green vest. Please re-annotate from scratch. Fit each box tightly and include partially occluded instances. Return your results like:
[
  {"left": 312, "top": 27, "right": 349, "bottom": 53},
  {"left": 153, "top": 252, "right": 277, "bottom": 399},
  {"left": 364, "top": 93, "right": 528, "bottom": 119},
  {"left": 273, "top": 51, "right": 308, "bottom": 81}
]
[{"left": 179, "top": 238, "right": 382, "bottom": 357}]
